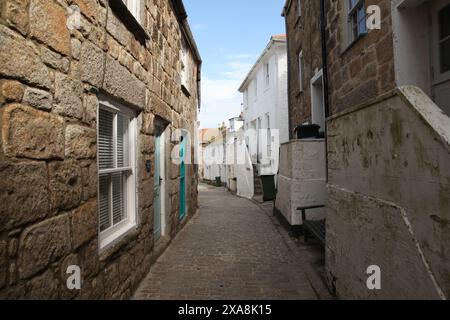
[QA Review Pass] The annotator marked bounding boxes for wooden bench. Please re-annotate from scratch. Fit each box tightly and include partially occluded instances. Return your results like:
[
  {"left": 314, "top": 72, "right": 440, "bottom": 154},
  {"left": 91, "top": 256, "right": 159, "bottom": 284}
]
[{"left": 297, "top": 205, "right": 326, "bottom": 246}]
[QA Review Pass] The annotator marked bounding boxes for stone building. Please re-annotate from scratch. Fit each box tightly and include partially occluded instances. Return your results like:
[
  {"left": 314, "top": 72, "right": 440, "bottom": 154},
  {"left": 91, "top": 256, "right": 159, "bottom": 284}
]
[
  {"left": 282, "top": 0, "right": 325, "bottom": 135},
  {"left": 282, "top": 0, "right": 450, "bottom": 299},
  {"left": 0, "top": 0, "right": 201, "bottom": 299},
  {"left": 324, "top": 0, "right": 449, "bottom": 299}
]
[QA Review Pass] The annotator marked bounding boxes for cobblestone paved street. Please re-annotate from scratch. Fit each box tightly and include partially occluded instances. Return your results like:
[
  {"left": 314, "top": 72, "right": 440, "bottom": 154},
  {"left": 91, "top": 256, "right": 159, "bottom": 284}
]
[{"left": 134, "top": 183, "right": 328, "bottom": 300}]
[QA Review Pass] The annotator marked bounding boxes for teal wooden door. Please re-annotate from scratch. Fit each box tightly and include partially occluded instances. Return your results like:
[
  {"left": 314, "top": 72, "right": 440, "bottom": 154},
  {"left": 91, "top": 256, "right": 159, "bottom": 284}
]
[
  {"left": 154, "top": 135, "right": 162, "bottom": 240},
  {"left": 179, "top": 135, "right": 186, "bottom": 220}
]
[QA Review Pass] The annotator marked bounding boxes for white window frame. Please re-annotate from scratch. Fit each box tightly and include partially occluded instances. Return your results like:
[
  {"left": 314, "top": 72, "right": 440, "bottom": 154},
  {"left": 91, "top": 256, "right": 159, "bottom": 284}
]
[
  {"left": 265, "top": 113, "right": 271, "bottom": 158},
  {"left": 298, "top": 51, "right": 303, "bottom": 92},
  {"left": 123, "top": 0, "right": 141, "bottom": 24},
  {"left": 97, "top": 96, "right": 138, "bottom": 250},
  {"left": 264, "top": 62, "right": 270, "bottom": 88},
  {"left": 310, "top": 69, "right": 326, "bottom": 131},
  {"left": 244, "top": 90, "right": 249, "bottom": 109},
  {"left": 181, "top": 38, "right": 189, "bottom": 90}
]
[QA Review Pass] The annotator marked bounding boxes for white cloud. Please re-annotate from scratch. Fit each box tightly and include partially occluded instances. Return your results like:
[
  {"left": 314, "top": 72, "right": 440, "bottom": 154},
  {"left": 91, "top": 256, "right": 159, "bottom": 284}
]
[
  {"left": 223, "top": 61, "right": 254, "bottom": 80},
  {"left": 199, "top": 76, "right": 242, "bottom": 128},
  {"left": 199, "top": 53, "right": 257, "bottom": 128},
  {"left": 192, "top": 23, "right": 207, "bottom": 30},
  {"left": 226, "top": 53, "right": 258, "bottom": 61}
]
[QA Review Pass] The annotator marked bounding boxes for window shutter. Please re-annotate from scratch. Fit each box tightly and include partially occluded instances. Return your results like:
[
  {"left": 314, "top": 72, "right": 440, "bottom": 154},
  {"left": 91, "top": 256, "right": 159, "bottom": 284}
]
[
  {"left": 98, "top": 109, "right": 114, "bottom": 169},
  {"left": 112, "top": 173, "right": 124, "bottom": 225},
  {"left": 99, "top": 175, "right": 111, "bottom": 231},
  {"left": 117, "top": 114, "right": 129, "bottom": 168}
]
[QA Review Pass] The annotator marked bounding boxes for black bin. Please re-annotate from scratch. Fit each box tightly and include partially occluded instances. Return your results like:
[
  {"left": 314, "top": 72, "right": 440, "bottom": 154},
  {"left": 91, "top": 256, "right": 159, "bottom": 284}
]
[{"left": 294, "top": 124, "right": 320, "bottom": 139}]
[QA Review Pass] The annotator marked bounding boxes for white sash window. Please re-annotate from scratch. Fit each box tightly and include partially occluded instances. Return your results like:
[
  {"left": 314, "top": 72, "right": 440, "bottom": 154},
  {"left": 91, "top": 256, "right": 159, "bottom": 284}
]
[
  {"left": 347, "top": 0, "right": 367, "bottom": 44},
  {"left": 122, "top": 0, "right": 141, "bottom": 24},
  {"left": 181, "top": 38, "right": 189, "bottom": 89},
  {"left": 97, "top": 97, "right": 137, "bottom": 249}
]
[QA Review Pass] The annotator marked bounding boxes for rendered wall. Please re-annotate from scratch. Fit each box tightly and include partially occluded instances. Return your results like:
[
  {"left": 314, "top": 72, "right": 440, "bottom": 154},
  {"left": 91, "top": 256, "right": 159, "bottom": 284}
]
[
  {"left": 236, "top": 130, "right": 254, "bottom": 199},
  {"left": 326, "top": 87, "right": 450, "bottom": 299},
  {"left": 275, "top": 139, "right": 326, "bottom": 225}
]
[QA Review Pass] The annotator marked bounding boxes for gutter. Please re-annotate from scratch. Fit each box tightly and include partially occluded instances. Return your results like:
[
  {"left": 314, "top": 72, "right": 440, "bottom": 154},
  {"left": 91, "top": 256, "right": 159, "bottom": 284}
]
[
  {"left": 281, "top": 4, "right": 293, "bottom": 139},
  {"left": 319, "top": 0, "right": 330, "bottom": 118},
  {"left": 281, "top": 0, "right": 293, "bottom": 17},
  {"left": 319, "top": 0, "right": 330, "bottom": 183}
]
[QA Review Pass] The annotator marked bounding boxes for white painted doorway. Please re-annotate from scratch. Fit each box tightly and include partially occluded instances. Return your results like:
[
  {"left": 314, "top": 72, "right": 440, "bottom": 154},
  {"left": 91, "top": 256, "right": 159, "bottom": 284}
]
[
  {"left": 310, "top": 69, "right": 326, "bottom": 132},
  {"left": 154, "top": 121, "right": 168, "bottom": 242},
  {"left": 431, "top": 0, "right": 450, "bottom": 116}
]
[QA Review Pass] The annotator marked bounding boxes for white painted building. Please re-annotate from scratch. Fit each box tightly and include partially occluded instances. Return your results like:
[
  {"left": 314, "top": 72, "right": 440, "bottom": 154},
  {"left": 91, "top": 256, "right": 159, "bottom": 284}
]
[
  {"left": 238, "top": 35, "right": 289, "bottom": 179},
  {"left": 225, "top": 117, "right": 244, "bottom": 192},
  {"left": 202, "top": 135, "right": 226, "bottom": 183},
  {"left": 199, "top": 116, "right": 255, "bottom": 199},
  {"left": 198, "top": 128, "right": 220, "bottom": 179},
  {"left": 234, "top": 127, "right": 254, "bottom": 199}
]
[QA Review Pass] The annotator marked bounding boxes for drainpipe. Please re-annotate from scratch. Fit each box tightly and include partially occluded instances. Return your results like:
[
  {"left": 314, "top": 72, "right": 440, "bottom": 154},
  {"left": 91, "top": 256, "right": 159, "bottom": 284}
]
[
  {"left": 282, "top": 7, "right": 294, "bottom": 140},
  {"left": 319, "top": 0, "right": 330, "bottom": 118},
  {"left": 319, "top": 0, "right": 330, "bottom": 184}
]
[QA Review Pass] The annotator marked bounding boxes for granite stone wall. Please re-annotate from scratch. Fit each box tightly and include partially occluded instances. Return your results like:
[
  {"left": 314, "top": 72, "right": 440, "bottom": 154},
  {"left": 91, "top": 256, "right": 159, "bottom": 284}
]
[
  {"left": 325, "top": 0, "right": 395, "bottom": 116},
  {"left": 0, "top": 0, "right": 199, "bottom": 299},
  {"left": 284, "top": 0, "right": 323, "bottom": 137}
]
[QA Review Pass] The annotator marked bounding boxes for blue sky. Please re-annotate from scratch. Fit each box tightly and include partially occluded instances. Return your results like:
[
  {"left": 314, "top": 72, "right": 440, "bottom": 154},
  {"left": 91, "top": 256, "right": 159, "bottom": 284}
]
[{"left": 183, "top": 0, "right": 286, "bottom": 128}]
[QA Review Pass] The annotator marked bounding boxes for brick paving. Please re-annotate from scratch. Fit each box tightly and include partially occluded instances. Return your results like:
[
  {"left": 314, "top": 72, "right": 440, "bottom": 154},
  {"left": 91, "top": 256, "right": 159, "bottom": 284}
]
[{"left": 133, "top": 183, "right": 323, "bottom": 300}]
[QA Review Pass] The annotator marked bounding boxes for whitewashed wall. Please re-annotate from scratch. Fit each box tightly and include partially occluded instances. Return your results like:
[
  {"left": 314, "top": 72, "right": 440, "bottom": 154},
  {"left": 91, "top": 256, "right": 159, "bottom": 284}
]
[
  {"left": 241, "top": 41, "right": 288, "bottom": 177},
  {"left": 202, "top": 138, "right": 225, "bottom": 182}
]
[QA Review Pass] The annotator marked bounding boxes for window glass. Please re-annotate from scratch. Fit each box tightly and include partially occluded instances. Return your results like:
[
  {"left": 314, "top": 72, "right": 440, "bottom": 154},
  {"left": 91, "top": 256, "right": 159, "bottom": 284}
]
[
  {"left": 98, "top": 109, "right": 114, "bottom": 170},
  {"left": 439, "top": 5, "right": 450, "bottom": 73},
  {"left": 348, "top": 0, "right": 366, "bottom": 43}
]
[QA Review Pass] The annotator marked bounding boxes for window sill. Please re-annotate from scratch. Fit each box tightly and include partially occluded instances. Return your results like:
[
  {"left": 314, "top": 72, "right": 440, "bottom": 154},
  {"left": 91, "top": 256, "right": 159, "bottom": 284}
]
[
  {"left": 99, "top": 221, "right": 137, "bottom": 255},
  {"left": 340, "top": 33, "right": 367, "bottom": 57},
  {"left": 181, "top": 84, "right": 191, "bottom": 97},
  {"left": 109, "top": 0, "right": 150, "bottom": 44}
]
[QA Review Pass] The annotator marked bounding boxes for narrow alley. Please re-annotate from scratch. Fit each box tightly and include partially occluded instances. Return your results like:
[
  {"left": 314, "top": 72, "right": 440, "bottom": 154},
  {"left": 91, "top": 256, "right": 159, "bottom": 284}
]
[{"left": 134, "top": 184, "right": 329, "bottom": 300}]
